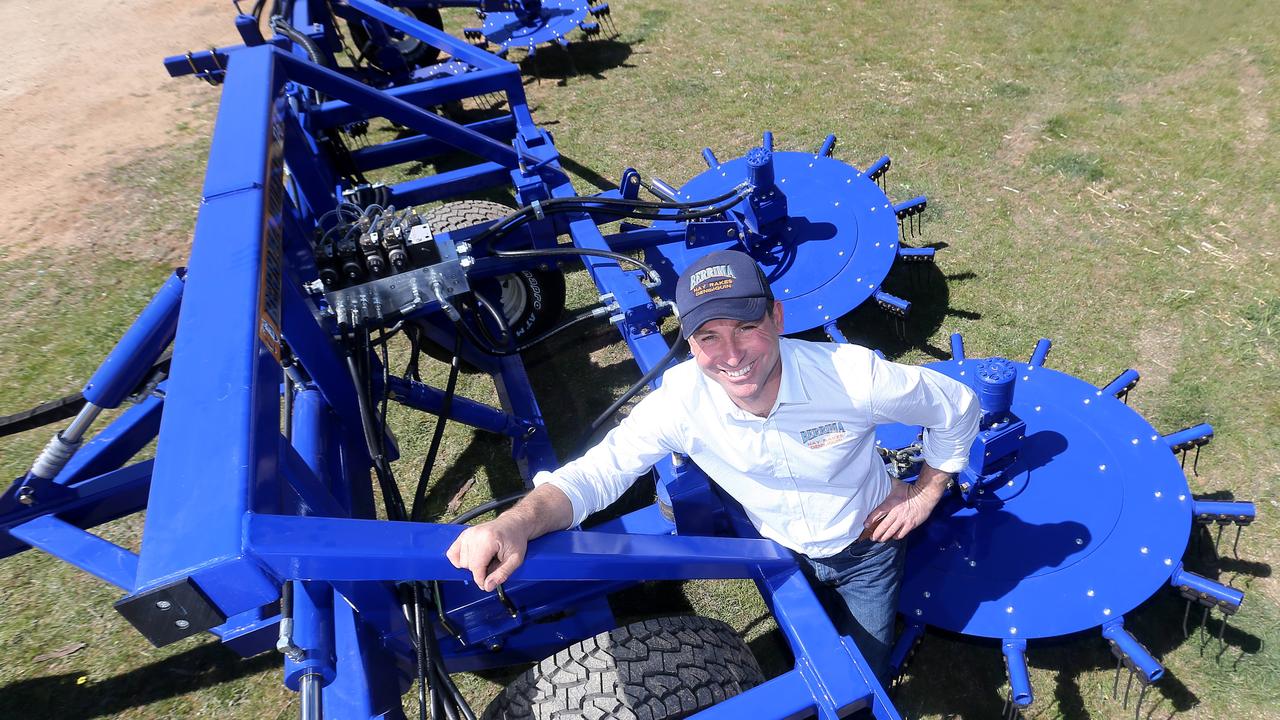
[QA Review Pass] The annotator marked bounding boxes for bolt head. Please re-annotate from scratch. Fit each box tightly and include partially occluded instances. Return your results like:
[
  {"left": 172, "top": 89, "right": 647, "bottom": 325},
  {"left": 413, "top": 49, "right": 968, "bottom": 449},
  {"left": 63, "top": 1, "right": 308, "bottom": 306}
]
[
  {"left": 156, "top": 600, "right": 172, "bottom": 611},
  {"left": 175, "top": 619, "right": 190, "bottom": 630}
]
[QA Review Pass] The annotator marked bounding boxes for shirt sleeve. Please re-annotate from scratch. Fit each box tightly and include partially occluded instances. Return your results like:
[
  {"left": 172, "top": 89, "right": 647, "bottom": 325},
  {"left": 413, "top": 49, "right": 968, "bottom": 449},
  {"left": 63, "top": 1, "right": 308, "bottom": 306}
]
[
  {"left": 867, "top": 354, "right": 980, "bottom": 474},
  {"left": 534, "top": 380, "right": 686, "bottom": 526}
]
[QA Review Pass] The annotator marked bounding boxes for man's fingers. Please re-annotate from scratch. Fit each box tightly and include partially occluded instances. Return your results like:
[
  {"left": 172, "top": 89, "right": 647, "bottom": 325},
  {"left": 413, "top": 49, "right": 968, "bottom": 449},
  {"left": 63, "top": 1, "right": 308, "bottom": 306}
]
[
  {"left": 873, "top": 508, "right": 905, "bottom": 542},
  {"left": 483, "top": 551, "right": 525, "bottom": 592},
  {"left": 445, "top": 535, "right": 463, "bottom": 567}
]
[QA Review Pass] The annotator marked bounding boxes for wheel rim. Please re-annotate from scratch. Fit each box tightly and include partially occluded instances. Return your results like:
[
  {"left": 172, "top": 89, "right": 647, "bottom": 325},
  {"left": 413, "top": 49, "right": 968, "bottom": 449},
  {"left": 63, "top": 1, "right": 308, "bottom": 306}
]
[
  {"left": 388, "top": 7, "right": 425, "bottom": 56},
  {"left": 498, "top": 274, "right": 529, "bottom": 325}
]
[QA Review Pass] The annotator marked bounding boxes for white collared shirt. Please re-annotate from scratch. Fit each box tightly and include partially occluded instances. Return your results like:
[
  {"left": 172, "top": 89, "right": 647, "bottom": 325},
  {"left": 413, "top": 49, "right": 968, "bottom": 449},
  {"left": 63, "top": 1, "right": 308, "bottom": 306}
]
[{"left": 535, "top": 338, "right": 980, "bottom": 558}]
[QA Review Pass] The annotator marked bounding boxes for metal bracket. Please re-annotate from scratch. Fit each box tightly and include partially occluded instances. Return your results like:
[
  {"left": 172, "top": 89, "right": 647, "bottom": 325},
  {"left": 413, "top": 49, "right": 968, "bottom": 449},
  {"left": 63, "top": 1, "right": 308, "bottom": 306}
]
[{"left": 114, "top": 577, "right": 228, "bottom": 647}]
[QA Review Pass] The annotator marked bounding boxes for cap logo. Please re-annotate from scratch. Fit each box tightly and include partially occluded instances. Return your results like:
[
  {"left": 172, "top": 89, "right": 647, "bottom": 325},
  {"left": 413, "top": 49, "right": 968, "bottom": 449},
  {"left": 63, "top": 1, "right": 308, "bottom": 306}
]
[{"left": 688, "top": 264, "right": 736, "bottom": 296}]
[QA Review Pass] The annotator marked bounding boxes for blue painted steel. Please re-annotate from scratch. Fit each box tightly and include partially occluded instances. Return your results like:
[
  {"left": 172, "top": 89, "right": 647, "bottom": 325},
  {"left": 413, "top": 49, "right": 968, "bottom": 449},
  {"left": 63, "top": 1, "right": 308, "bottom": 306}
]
[
  {"left": 645, "top": 138, "right": 907, "bottom": 333},
  {"left": 1002, "top": 639, "right": 1032, "bottom": 706},
  {"left": 479, "top": 0, "right": 597, "bottom": 53},
  {"left": 973, "top": 357, "right": 1016, "bottom": 420},
  {"left": 82, "top": 270, "right": 185, "bottom": 408},
  {"left": 128, "top": 45, "right": 287, "bottom": 619},
  {"left": 1191, "top": 499, "right": 1256, "bottom": 523},
  {"left": 1170, "top": 564, "right": 1243, "bottom": 610},
  {"left": 386, "top": 375, "right": 523, "bottom": 436},
  {"left": 8, "top": 18, "right": 948, "bottom": 717},
  {"left": 245, "top": 514, "right": 794, "bottom": 582},
  {"left": 9, "top": 514, "right": 138, "bottom": 590},
  {"left": 284, "top": 582, "right": 337, "bottom": 689},
  {"left": 349, "top": 115, "right": 517, "bottom": 172},
  {"left": 1, "top": 460, "right": 153, "bottom": 560},
  {"left": 1163, "top": 423, "right": 1213, "bottom": 450},
  {"left": 1029, "top": 337, "right": 1052, "bottom": 366},
  {"left": 1101, "top": 368, "right": 1140, "bottom": 398},
  {"left": 1102, "top": 619, "right": 1164, "bottom": 682},
  {"left": 879, "top": 338, "right": 1197, "bottom": 646},
  {"left": 57, "top": 394, "right": 163, "bottom": 485}
]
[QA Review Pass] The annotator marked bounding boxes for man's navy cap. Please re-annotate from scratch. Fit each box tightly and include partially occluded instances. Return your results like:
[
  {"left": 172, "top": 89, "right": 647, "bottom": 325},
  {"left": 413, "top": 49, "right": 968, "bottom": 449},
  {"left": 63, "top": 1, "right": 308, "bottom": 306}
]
[{"left": 675, "top": 249, "right": 774, "bottom": 338}]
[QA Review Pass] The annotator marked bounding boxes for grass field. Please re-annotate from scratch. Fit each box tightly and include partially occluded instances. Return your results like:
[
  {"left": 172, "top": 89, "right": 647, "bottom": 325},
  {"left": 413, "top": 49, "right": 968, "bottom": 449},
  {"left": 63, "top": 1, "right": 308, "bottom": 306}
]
[{"left": 1, "top": 1, "right": 1277, "bottom": 718}]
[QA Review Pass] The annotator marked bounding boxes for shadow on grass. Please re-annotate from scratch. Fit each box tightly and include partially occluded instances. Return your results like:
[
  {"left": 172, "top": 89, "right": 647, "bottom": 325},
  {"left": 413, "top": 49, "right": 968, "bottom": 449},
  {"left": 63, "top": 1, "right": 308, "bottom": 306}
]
[
  {"left": 516, "top": 38, "right": 637, "bottom": 85},
  {"left": 0, "top": 642, "right": 276, "bottom": 719},
  {"left": 812, "top": 259, "right": 979, "bottom": 361}
]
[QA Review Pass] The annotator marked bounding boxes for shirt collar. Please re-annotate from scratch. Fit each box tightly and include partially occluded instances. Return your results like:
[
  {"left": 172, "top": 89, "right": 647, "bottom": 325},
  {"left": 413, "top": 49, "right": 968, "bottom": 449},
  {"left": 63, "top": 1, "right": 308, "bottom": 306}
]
[{"left": 775, "top": 338, "right": 810, "bottom": 407}]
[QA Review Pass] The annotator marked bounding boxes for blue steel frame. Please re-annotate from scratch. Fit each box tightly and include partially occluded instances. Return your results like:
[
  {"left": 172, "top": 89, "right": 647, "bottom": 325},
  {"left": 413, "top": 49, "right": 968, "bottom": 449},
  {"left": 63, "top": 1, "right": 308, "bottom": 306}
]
[{"left": 5, "top": 14, "right": 912, "bottom": 720}]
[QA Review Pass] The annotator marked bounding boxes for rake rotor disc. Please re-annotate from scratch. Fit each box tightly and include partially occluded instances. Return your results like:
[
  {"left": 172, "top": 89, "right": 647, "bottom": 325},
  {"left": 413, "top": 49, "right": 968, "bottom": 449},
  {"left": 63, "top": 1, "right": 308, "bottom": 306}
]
[
  {"left": 482, "top": 0, "right": 595, "bottom": 52},
  {"left": 877, "top": 359, "right": 1194, "bottom": 640},
  {"left": 651, "top": 150, "right": 900, "bottom": 334}
]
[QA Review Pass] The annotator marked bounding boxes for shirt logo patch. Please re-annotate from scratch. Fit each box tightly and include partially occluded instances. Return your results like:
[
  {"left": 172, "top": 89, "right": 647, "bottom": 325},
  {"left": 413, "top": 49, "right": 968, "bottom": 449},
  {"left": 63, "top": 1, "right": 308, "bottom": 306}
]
[
  {"left": 688, "top": 264, "right": 736, "bottom": 296},
  {"left": 801, "top": 421, "right": 847, "bottom": 449}
]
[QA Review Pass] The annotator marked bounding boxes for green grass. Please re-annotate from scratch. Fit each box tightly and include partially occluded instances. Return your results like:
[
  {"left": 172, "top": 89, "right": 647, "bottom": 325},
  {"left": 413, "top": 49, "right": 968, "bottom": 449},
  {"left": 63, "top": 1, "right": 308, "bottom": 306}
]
[{"left": 2, "top": 1, "right": 1279, "bottom": 718}]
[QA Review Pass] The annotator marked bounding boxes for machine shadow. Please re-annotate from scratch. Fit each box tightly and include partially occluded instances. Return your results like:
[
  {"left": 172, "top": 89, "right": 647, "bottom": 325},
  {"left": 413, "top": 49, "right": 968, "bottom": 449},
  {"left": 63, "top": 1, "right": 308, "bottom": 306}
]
[
  {"left": 517, "top": 38, "right": 638, "bottom": 84},
  {"left": 0, "top": 642, "right": 277, "bottom": 719},
  {"left": 827, "top": 261, "right": 980, "bottom": 361}
]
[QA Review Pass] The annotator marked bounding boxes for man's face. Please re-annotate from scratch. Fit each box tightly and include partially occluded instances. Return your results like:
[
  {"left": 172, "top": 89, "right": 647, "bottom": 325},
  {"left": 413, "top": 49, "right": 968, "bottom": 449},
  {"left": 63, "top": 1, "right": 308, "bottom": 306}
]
[{"left": 687, "top": 300, "right": 785, "bottom": 413}]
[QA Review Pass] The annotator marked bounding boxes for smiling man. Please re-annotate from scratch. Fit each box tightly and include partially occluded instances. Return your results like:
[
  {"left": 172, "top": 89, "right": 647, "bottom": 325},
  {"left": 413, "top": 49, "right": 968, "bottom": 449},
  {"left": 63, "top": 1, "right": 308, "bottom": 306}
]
[{"left": 447, "top": 249, "right": 979, "bottom": 680}]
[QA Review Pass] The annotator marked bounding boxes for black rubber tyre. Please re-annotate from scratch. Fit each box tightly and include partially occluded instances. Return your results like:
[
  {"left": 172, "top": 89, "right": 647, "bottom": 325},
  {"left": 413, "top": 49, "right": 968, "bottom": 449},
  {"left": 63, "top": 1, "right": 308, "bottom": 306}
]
[
  {"left": 423, "top": 201, "right": 567, "bottom": 342},
  {"left": 347, "top": 5, "right": 443, "bottom": 70},
  {"left": 482, "top": 615, "right": 764, "bottom": 720}
]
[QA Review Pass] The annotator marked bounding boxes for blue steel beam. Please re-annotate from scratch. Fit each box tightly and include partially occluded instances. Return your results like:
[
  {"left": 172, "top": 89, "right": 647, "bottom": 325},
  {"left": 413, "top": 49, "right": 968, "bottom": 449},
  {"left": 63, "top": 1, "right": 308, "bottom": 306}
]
[
  {"left": 129, "top": 45, "right": 287, "bottom": 621},
  {"left": 386, "top": 161, "right": 512, "bottom": 206},
  {"left": 9, "top": 515, "right": 138, "bottom": 590},
  {"left": 349, "top": 115, "right": 517, "bottom": 172},
  {"left": 274, "top": 49, "right": 529, "bottom": 170},
  {"left": 1, "top": 461, "right": 153, "bottom": 560},
  {"left": 245, "top": 514, "right": 794, "bottom": 582},
  {"left": 311, "top": 66, "right": 530, "bottom": 129},
  {"left": 348, "top": 0, "right": 512, "bottom": 71}
]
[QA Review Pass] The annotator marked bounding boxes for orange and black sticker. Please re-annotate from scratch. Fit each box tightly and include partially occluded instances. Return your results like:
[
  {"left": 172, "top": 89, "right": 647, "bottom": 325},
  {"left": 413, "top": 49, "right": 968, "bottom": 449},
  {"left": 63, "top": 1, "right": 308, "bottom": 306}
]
[{"left": 257, "top": 98, "right": 286, "bottom": 362}]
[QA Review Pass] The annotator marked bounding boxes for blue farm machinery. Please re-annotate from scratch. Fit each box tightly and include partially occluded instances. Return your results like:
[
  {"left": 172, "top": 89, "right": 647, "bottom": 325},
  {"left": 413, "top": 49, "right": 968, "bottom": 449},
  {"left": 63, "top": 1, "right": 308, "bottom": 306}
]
[{"left": 0, "top": 2, "right": 1260, "bottom": 719}]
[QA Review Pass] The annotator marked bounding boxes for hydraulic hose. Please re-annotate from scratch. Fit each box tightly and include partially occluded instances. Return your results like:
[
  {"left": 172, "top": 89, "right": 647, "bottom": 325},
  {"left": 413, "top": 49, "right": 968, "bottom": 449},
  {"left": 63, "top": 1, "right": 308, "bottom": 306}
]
[
  {"left": 452, "top": 491, "right": 530, "bottom": 524},
  {"left": 589, "top": 336, "right": 688, "bottom": 435},
  {"left": 410, "top": 334, "right": 462, "bottom": 522},
  {"left": 344, "top": 338, "right": 407, "bottom": 522}
]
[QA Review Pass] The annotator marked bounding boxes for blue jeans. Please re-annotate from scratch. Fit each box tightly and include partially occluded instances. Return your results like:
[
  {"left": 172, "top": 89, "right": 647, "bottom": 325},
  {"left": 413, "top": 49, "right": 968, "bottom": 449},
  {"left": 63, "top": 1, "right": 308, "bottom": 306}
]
[{"left": 799, "top": 537, "right": 906, "bottom": 683}]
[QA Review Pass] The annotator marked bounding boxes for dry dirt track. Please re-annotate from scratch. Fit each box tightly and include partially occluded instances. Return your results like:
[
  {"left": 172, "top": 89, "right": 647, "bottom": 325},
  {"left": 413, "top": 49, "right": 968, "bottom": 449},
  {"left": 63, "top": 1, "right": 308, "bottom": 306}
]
[{"left": 0, "top": 0, "right": 241, "bottom": 254}]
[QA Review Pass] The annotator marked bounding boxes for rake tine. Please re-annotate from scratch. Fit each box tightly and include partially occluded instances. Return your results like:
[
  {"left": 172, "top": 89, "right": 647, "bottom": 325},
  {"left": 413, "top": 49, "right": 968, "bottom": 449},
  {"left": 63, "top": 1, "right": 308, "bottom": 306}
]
[
  {"left": 1232, "top": 525, "right": 1243, "bottom": 559},
  {"left": 1198, "top": 606, "right": 1209, "bottom": 654},
  {"left": 1192, "top": 445, "right": 1202, "bottom": 475},
  {"left": 1214, "top": 523, "right": 1225, "bottom": 556},
  {"left": 1112, "top": 655, "right": 1123, "bottom": 698},
  {"left": 1135, "top": 683, "right": 1149, "bottom": 720},
  {"left": 1182, "top": 599, "right": 1191, "bottom": 638},
  {"left": 1123, "top": 669, "right": 1134, "bottom": 709}
]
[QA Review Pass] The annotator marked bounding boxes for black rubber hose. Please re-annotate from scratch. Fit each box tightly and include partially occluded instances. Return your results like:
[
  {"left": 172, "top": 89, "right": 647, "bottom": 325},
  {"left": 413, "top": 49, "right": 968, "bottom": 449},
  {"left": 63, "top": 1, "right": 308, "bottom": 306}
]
[
  {"left": 489, "top": 246, "right": 656, "bottom": 281},
  {"left": 450, "top": 305, "right": 601, "bottom": 358},
  {"left": 345, "top": 343, "right": 407, "bottom": 521},
  {"left": 575, "top": 337, "right": 688, "bottom": 459},
  {"left": 0, "top": 352, "right": 172, "bottom": 438},
  {"left": 451, "top": 491, "right": 529, "bottom": 524},
  {"left": 410, "top": 585, "right": 436, "bottom": 720},
  {"left": 468, "top": 186, "right": 750, "bottom": 249},
  {"left": 270, "top": 16, "right": 330, "bottom": 67},
  {"left": 410, "top": 334, "right": 462, "bottom": 523}
]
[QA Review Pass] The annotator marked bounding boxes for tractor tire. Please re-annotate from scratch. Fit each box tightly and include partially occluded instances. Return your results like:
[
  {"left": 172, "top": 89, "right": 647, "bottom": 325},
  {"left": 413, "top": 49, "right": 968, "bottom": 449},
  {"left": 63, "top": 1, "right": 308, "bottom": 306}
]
[
  {"left": 347, "top": 5, "right": 444, "bottom": 70},
  {"left": 423, "top": 201, "right": 566, "bottom": 343},
  {"left": 482, "top": 615, "right": 764, "bottom": 720}
]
